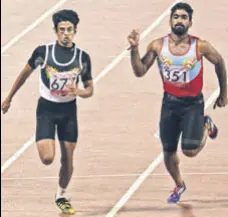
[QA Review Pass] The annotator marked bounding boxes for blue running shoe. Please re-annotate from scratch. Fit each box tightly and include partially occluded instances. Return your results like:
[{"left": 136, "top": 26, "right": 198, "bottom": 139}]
[
  {"left": 204, "top": 115, "right": 218, "bottom": 139},
  {"left": 168, "top": 182, "right": 186, "bottom": 203}
]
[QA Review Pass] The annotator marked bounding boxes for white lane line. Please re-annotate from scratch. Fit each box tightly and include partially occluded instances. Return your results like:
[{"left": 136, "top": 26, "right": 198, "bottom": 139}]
[
  {"left": 154, "top": 80, "right": 228, "bottom": 139},
  {"left": 1, "top": 0, "right": 181, "bottom": 175},
  {"left": 94, "top": 0, "right": 180, "bottom": 83},
  {"left": 106, "top": 84, "right": 228, "bottom": 217},
  {"left": 1, "top": 136, "right": 35, "bottom": 174},
  {"left": 106, "top": 82, "right": 227, "bottom": 216},
  {"left": 2, "top": 171, "right": 228, "bottom": 181},
  {"left": 105, "top": 153, "right": 164, "bottom": 217},
  {"left": 104, "top": 1, "right": 180, "bottom": 216},
  {"left": 1, "top": 0, "right": 67, "bottom": 55}
]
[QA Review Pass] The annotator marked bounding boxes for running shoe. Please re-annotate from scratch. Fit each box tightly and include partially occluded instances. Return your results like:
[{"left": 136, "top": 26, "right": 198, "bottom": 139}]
[
  {"left": 204, "top": 115, "right": 218, "bottom": 139},
  {"left": 56, "top": 197, "right": 75, "bottom": 215},
  {"left": 168, "top": 182, "right": 186, "bottom": 203}
]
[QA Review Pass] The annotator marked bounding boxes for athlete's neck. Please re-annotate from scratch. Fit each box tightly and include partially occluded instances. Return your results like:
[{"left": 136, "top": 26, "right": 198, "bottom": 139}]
[{"left": 169, "top": 33, "right": 190, "bottom": 44}]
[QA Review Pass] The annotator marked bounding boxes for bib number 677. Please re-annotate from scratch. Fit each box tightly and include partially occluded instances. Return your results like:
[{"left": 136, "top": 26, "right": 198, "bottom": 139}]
[{"left": 51, "top": 78, "right": 68, "bottom": 90}]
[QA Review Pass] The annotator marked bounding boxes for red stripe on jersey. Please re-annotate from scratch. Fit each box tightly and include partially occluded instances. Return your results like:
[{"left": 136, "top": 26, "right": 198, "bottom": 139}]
[{"left": 161, "top": 66, "right": 203, "bottom": 97}]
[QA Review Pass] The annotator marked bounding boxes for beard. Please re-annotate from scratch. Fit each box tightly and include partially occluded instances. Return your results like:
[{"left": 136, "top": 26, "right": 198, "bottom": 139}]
[{"left": 172, "top": 24, "right": 189, "bottom": 36}]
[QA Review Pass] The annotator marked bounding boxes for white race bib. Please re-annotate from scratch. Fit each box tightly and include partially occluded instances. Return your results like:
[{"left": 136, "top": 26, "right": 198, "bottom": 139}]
[
  {"left": 50, "top": 71, "right": 80, "bottom": 96},
  {"left": 162, "top": 65, "right": 189, "bottom": 83}
]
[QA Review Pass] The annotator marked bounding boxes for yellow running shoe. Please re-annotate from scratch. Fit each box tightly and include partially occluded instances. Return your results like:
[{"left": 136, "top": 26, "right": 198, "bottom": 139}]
[{"left": 56, "top": 197, "right": 75, "bottom": 215}]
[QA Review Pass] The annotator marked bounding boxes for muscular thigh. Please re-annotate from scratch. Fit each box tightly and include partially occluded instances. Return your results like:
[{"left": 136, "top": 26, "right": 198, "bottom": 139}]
[{"left": 181, "top": 101, "right": 204, "bottom": 150}]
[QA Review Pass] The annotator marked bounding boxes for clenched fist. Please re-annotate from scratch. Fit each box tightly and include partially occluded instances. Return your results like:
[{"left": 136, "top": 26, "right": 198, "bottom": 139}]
[
  {"left": 128, "top": 29, "right": 140, "bottom": 48},
  {"left": 213, "top": 94, "right": 228, "bottom": 109}
]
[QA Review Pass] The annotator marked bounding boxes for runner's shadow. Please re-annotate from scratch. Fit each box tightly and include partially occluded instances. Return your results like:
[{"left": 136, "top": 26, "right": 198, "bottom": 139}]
[
  {"left": 177, "top": 202, "right": 198, "bottom": 217},
  {"left": 57, "top": 204, "right": 197, "bottom": 217},
  {"left": 59, "top": 213, "right": 76, "bottom": 217},
  {"left": 181, "top": 199, "right": 228, "bottom": 209},
  {"left": 181, "top": 199, "right": 228, "bottom": 204}
]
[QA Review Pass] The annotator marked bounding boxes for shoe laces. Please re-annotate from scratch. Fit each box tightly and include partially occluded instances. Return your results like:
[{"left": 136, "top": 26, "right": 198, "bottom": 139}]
[{"left": 56, "top": 197, "right": 72, "bottom": 208}]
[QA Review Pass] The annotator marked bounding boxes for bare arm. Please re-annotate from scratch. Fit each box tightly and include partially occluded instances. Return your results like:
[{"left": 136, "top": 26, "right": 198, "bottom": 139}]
[
  {"left": 1, "top": 63, "right": 34, "bottom": 114},
  {"left": 78, "top": 80, "right": 94, "bottom": 98},
  {"left": 130, "top": 43, "right": 157, "bottom": 77},
  {"left": 199, "top": 40, "right": 227, "bottom": 107},
  {"left": 6, "top": 63, "right": 34, "bottom": 101},
  {"left": 128, "top": 29, "right": 159, "bottom": 77},
  {"left": 67, "top": 79, "right": 93, "bottom": 98}
]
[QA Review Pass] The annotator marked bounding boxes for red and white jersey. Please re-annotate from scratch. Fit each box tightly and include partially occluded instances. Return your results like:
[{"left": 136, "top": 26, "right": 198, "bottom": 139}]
[{"left": 157, "top": 34, "right": 203, "bottom": 97}]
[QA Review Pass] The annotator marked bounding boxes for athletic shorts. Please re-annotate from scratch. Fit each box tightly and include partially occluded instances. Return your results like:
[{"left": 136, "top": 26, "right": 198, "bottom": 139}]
[
  {"left": 36, "top": 97, "right": 78, "bottom": 143},
  {"left": 159, "top": 92, "right": 204, "bottom": 152}
]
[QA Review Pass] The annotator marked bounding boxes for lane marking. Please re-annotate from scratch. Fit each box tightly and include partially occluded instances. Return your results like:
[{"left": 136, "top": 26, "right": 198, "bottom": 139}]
[
  {"left": 106, "top": 81, "right": 228, "bottom": 216},
  {"left": 1, "top": 0, "right": 181, "bottom": 175},
  {"left": 2, "top": 1, "right": 227, "bottom": 216},
  {"left": 105, "top": 153, "right": 163, "bottom": 217},
  {"left": 1, "top": 136, "right": 35, "bottom": 174},
  {"left": 1, "top": 0, "right": 67, "bottom": 54}
]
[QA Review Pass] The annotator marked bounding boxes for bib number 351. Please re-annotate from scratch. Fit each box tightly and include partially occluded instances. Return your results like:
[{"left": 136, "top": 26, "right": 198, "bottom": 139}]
[{"left": 164, "top": 70, "right": 187, "bottom": 83}]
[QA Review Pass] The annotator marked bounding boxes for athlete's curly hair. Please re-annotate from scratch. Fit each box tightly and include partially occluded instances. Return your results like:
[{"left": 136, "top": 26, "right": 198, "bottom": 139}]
[
  {"left": 52, "top": 9, "right": 80, "bottom": 31},
  {"left": 170, "top": 2, "right": 194, "bottom": 21}
]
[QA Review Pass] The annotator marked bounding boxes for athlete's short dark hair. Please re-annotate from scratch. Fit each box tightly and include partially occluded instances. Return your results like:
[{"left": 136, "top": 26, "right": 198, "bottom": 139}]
[
  {"left": 52, "top": 9, "right": 80, "bottom": 30},
  {"left": 170, "top": 2, "right": 193, "bottom": 21}
]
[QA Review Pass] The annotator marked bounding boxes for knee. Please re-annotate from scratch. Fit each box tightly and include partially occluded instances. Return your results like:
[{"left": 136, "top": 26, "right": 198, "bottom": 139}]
[
  {"left": 182, "top": 141, "right": 200, "bottom": 157},
  {"left": 41, "top": 155, "right": 54, "bottom": 165},
  {"left": 60, "top": 156, "right": 73, "bottom": 169},
  {"left": 164, "top": 152, "right": 179, "bottom": 164},
  {"left": 36, "top": 140, "right": 55, "bottom": 165},
  {"left": 182, "top": 149, "right": 197, "bottom": 157},
  {"left": 37, "top": 144, "right": 54, "bottom": 165},
  {"left": 164, "top": 152, "right": 174, "bottom": 159}
]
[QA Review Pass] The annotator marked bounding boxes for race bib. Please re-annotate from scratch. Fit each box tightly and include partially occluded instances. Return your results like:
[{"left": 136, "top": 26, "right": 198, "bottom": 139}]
[
  {"left": 50, "top": 71, "right": 79, "bottom": 96},
  {"left": 162, "top": 65, "right": 189, "bottom": 83}
]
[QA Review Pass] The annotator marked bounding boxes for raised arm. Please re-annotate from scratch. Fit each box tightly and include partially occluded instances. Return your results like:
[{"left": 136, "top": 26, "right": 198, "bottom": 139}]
[
  {"left": 199, "top": 40, "right": 227, "bottom": 108},
  {"left": 128, "top": 29, "right": 159, "bottom": 77}
]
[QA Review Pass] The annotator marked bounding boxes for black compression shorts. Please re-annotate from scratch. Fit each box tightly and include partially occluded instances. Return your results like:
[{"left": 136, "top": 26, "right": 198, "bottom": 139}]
[
  {"left": 36, "top": 97, "right": 78, "bottom": 143},
  {"left": 159, "top": 92, "right": 204, "bottom": 152}
]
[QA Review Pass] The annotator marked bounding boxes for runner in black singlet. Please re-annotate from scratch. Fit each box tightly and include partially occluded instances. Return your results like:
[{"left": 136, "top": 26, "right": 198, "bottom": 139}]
[{"left": 2, "top": 9, "right": 93, "bottom": 214}]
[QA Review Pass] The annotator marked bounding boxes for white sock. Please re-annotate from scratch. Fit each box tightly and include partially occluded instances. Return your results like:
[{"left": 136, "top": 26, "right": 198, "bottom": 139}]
[{"left": 56, "top": 186, "right": 67, "bottom": 200}]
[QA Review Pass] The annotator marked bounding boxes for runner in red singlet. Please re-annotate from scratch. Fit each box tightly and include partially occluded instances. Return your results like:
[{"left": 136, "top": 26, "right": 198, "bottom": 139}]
[{"left": 128, "top": 2, "right": 227, "bottom": 203}]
